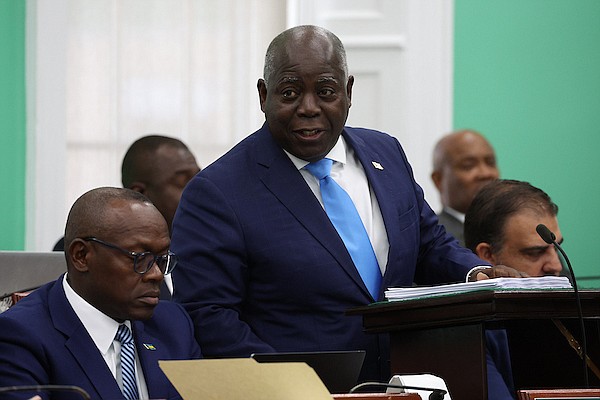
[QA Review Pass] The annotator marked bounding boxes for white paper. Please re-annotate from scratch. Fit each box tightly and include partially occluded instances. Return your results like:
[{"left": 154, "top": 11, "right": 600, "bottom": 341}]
[{"left": 385, "top": 276, "right": 572, "bottom": 301}]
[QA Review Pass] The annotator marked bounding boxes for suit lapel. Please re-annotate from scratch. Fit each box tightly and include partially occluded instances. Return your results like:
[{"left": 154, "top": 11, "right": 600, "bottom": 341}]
[
  {"left": 253, "top": 126, "right": 371, "bottom": 298},
  {"left": 342, "top": 130, "right": 402, "bottom": 284},
  {"left": 132, "top": 321, "right": 172, "bottom": 399},
  {"left": 49, "top": 279, "right": 125, "bottom": 400}
]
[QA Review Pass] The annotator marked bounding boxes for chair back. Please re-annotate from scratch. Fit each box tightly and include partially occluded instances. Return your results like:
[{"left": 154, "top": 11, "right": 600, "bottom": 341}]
[{"left": 0, "top": 251, "right": 66, "bottom": 299}]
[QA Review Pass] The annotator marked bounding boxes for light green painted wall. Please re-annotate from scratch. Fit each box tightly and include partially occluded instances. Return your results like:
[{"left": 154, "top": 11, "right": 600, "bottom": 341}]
[
  {"left": 454, "top": 0, "right": 600, "bottom": 287},
  {"left": 0, "top": 0, "right": 26, "bottom": 250}
]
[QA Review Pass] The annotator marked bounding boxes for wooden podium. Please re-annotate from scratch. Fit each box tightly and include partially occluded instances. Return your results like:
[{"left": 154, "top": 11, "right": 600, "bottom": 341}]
[{"left": 348, "top": 290, "right": 600, "bottom": 400}]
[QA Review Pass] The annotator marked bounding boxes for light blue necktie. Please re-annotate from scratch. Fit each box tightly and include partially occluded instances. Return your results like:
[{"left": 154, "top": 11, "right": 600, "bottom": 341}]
[
  {"left": 115, "top": 324, "right": 139, "bottom": 400},
  {"left": 305, "top": 158, "right": 382, "bottom": 299}
]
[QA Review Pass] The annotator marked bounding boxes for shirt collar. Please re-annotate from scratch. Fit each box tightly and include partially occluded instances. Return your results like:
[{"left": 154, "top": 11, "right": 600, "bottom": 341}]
[
  {"left": 63, "top": 274, "right": 131, "bottom": 355},
  {"left": 284, "top": 135, "right": 347, "bottom": 170},
  {"left": 444, "top": 206, "right": 465, "bottom": 223}
]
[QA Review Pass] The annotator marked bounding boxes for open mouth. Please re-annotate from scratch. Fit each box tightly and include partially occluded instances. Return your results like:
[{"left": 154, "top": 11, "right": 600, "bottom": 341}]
[{"left": 295, "top": 129, "right": 324, "bottom": 139}]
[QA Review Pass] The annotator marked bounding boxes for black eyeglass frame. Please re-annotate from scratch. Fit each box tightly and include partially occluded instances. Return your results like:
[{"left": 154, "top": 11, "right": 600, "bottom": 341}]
[{"left": 82, "top": 237, "right": 177, "bottom": 275}]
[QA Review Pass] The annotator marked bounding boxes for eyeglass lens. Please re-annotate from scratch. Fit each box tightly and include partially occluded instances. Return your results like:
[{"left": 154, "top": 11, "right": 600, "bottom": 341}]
[{"left": 135, "top": 253, "right": 175, "bottom": 275}]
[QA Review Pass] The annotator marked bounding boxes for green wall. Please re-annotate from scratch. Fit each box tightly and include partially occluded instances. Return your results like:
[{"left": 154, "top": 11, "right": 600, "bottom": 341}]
[
  {"left": 0, "top": 0, "right": 26, "bottom": 250},
  {"left": 454, "top": 0, "right": 600, "bottom": 287}
]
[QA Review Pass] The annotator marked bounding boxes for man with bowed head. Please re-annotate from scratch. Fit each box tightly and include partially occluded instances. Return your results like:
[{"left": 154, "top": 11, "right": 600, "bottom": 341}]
[
  {"left": 171, "top": 25, "right": 523, "bottom": 386},
  {"left": 0, "top": 187, "right": 201, "bottom": 399},
  {"left": 463, "top": 179, "right": 566, "bottom": 399},
  {"left": 465, "top": 179, "right": 563, "bottom": 277}
]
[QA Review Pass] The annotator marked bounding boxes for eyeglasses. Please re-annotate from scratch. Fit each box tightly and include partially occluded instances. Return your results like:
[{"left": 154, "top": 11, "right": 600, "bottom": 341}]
[{"left": 82, "top": 237, "right": 177, "bottom": 275}]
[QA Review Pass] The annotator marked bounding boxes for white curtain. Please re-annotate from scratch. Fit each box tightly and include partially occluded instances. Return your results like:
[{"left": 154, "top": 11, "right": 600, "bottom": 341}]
[{"left": 27, "top": 0, "right": 285, "bottom": 249}]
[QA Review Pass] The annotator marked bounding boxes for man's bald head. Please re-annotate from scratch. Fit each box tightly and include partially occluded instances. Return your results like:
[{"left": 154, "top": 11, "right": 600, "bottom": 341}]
[
  {"left": 64, "top": 187, "right": 154, "bottom": 254},
  {"left": 431, "top": 129, "right": 499, "bottom": 213}
]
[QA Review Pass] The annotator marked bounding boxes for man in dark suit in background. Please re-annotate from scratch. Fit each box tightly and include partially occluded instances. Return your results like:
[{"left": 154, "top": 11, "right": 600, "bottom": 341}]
[
  {"left": 53, "top": 135, "right": 200, "bottom": 299},
  {"left": 431, "top": 129, "right": 499, "bottom": 246},
  {"left": 121, "top": 135, "right": 201, "bottom": 237},
  {"left": 54, "top": 135, "right": 200, "bottom": 248},
  {"left": 121, "top": 135, "right": 201, "bottom": 299},
  {"left": 171, "top": 25, "right": 523, "bottom": 388},
  {"left": 0, "top": 187, "right": 201, "bottom": 399}
]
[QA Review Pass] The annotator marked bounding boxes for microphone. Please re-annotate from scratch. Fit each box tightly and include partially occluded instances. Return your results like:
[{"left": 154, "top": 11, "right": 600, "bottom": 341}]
[
  {"left": 0, "top": 385, "right": 91, "bottom": 400},
  {"left": 536, "top": 223, "right": 588, "bottom": 387},
  {"left": 350, "top": 382, "right": 447, "bottom": 400},
  {"left": 535, "top": 223, "right": 556, "bottom": 244}
]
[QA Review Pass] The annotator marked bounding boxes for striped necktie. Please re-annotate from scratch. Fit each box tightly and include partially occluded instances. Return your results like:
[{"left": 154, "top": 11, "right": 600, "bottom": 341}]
[
  {"left": 115, "top": 324, "right": 139, "bottom": 400},
  {"left": 305, "top": 158, "right": 382, "bottom": 299}
]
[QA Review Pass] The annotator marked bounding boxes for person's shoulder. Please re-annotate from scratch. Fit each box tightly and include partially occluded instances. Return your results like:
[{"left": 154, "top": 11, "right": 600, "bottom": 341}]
[
  {"left": 196, "top": 130, "right": 262, "bottom": 179},
  {"left": 0, "top": 281, "right": 56, "bottom": 339},
  {"left": 344, "top": 126, "right": 401, "bottom": 147},
  {"left": 436, "top": 210, "right": 451, "bottom": 223},
  {"left": 150, "top": 300, "right": 189, "bottom": 322},
  {"left": 0, "top": 280, "right": 55, "bottom": 318},
  {"left": 343, "top": 125, "right": 407, "bottom": 162},
  {"left": 344, "top": 126, "right": 395, "bottom": 139},
  {"left": 438, "top": 209, "right": 462, "bottom": 225},
  {"left": 143, "top": 301, "right": 195, "bottom": 338}
]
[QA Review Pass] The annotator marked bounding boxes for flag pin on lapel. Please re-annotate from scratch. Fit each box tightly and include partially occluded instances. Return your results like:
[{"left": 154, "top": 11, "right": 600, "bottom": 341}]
[
  {"left": 371, "top": 161, "right": 384, "bottom": 170},
  {"left": 143, "top": 343, "right": 157, "bottom": 350}
]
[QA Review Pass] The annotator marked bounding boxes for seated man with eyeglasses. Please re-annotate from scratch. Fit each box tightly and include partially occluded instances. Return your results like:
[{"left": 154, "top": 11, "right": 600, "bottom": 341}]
[{"left": 0, "top": 187, "right": 202, "bottom": 400}]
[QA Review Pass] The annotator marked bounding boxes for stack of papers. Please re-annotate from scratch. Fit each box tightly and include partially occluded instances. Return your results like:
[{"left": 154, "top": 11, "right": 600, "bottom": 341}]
[{"left": 385, "top": 276, "right": 572, "bottom": 302}]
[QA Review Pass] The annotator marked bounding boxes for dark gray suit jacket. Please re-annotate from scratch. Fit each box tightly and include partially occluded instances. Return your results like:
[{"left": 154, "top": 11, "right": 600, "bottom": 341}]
[{"left": 437, "top": 208, "right": 465, "bottom": 247}]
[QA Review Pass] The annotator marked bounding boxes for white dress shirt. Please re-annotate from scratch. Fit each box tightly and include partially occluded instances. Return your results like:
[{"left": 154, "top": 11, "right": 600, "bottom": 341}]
[
  {"left": 63, "top": 274, "right": 150, "bottom": 399},
  {"left": 285, "top": 136, "right": 390, "bottom": 274}
]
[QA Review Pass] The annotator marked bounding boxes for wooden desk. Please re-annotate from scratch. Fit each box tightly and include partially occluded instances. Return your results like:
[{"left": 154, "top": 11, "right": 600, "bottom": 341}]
[{"left": 349, "top": 290, "right": 600, "bottom": 400}]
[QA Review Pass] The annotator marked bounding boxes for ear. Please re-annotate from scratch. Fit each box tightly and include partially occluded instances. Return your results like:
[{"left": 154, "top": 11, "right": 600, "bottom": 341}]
[
  {"left": 346, "top": 75, "right": 354, "bottom": 108},
  {"left": 129, "top": 181, "right": 147, "bottom": 195},
  {"left": 257, "top": 79, "right": 268, "bottom": 112},
  {"left": 68, "top": 238, "right": 91, "bottom": 273},
  {"left": 474, "top": 242, "right": 496, "bottom": 265},
  {"left": 431, "top": 170, "right": 442, "bottom": 191}
]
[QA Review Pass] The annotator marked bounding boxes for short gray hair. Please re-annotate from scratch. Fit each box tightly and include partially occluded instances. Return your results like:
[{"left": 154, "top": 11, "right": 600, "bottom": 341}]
[{"left": 263, "top": 25, "right": 348, "bottom": 87}]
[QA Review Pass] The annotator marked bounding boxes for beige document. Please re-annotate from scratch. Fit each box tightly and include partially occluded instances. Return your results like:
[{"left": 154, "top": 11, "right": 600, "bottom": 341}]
[{"left": 159, "top": 358, "right": 333, "bottom": 400}]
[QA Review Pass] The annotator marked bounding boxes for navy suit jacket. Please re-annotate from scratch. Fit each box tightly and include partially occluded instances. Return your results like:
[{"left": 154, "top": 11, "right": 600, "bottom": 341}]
[
  {"left": 171, "top": 124, "right": 488, "bottom": 380},
  {"left": 0, "top": 276, "right": 202, "bottom": 400}
]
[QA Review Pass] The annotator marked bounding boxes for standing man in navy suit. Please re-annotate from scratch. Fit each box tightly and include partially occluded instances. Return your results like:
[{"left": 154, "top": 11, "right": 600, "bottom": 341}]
[
  {"left": 0, "top": 187, "right": 201, "bottom": 399},
  {"left": 171, "top": 25, "right": 523, "bottom": 387}
]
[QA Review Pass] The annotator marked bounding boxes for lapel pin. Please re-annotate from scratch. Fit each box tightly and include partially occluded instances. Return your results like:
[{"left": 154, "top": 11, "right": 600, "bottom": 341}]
[
  {"left": 371, "top": 161, "right": 384, "bottom": 170},
  {"left": 143, "top": 343, "right": 157, "bottom": 350}
]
